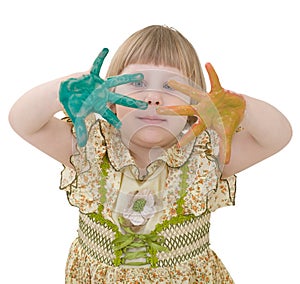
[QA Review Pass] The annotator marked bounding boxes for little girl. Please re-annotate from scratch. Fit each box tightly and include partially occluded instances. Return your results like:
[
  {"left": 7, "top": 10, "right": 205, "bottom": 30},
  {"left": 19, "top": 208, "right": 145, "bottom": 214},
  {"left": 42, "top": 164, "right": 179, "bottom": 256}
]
[{"left": 9, "top": 25, "right": 292, "bottom": 283}]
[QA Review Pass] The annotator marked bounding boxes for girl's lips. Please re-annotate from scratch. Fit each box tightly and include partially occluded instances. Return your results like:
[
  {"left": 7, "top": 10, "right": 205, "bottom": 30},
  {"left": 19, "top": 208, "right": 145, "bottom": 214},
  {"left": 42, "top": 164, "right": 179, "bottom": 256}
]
[{"left": 138, "top": 115, "right": 167, "bottom": 124}]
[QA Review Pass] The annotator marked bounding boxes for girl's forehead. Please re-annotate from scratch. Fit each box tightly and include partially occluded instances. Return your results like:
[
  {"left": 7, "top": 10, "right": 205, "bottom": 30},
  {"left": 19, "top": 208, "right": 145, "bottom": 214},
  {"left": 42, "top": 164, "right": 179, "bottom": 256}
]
[
  {"left": 121, "top": 64, "right": 188, "bottom": 86},
  {"left": 122, "top": 64, "right": 182, "bottom": 76}
]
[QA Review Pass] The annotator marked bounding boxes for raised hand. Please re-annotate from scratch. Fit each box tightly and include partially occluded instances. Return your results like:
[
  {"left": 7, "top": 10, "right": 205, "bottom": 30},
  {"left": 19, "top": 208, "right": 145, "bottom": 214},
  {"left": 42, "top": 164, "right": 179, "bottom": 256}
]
[
  {"left": 59, "top": 48, "right": 148, "bottom": 147},
  {"left": 157, "top": 63, "right": 246, "bottom": 164}
]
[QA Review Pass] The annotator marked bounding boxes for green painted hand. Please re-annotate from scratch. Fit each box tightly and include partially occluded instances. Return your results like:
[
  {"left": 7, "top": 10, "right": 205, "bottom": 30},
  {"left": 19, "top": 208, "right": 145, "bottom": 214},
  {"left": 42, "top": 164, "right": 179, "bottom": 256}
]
[{"left": 59, "top": 48, "right": 148, "bottom": 147}]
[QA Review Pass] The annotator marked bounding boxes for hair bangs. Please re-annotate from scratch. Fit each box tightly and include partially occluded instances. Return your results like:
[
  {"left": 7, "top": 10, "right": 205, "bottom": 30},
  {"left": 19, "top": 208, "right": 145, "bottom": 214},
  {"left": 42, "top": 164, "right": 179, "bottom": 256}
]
[
  {"left": 107, "top": 25, "right": 206, "bottom": 91},
  {"left": 122, "top": 30, "right": 182, "bottom": 70}
]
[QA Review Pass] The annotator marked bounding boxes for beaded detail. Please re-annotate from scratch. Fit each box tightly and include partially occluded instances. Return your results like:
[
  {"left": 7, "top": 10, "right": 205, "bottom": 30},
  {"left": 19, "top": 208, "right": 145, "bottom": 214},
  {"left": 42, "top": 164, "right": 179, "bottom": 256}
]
[
  {"left": 78, "top": 213, "right": 115, "bottom": 265},
  {"left": 78, "top": 210, "right": 211, "bottom": 267},
  {"left": 156, "top": 212, "right": 210, "bottom": 267}
]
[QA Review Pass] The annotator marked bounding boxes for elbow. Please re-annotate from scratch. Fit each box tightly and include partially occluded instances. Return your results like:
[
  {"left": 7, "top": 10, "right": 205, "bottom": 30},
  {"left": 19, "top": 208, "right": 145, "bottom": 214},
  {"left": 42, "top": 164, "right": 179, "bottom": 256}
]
[
  {"left": 281, "top": 118, "right": 293, "bottom": 149},
  {"left": 8, "top": 103, "right": 28, "bottom": 138},
  {"left": 270, "top": 115, "right": 293, "bottom": 155},
  {"left": 8, "top": 105, "right": 18, "bottom": 134}
]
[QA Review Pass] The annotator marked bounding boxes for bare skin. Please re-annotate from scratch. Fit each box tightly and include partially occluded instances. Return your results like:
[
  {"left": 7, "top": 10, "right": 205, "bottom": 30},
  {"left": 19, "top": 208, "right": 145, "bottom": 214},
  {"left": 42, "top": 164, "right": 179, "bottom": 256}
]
[
  {"left": 157, "top": 63, "right": 246, "bottom": 165},
  {"left": 9, "top": 65, "right": 292, "bottom": 178}
]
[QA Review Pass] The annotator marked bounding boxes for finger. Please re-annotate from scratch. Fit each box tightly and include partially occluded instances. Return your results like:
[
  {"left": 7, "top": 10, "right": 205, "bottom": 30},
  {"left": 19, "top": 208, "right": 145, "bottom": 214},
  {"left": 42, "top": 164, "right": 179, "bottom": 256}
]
[
  {"left": 213, "top": 116, "right": 238, "bottom": 165},
  {"left": 108, "top": 91, "right": 148, "bottom": 110},
  {"left": 224, "top": 134, "right": 233, "bottom": 164},
  {"left": 177, "top": 120, "right": 207, "bottom": 147},
  {"left": 216, "top": 129, "right": 232, "bottom": 165},
  {"left": 98, "top": 107, "right": 122, "bottom": 129},
  {"left": 105, "top": 73, "right": 144, "bottom": 88},
  {"left": 90, "top": 48, "right": 109, "bottom": 76},
  {"left": 74, "top": 118, "right": 88, "bottom": 147},
  {"left": 168, "top": 80, "right": 207, "bottom": 102},
  {"left": 156, "top": 105, "right": 197, "bottom": 116},
  {"left": 205, "top": 63, "right": 222, "bottom": 93}
]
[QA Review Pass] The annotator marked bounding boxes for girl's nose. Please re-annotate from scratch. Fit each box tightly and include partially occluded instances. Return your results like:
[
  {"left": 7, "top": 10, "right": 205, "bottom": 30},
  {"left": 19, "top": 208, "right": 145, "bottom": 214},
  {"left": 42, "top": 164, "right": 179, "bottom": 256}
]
[{"left": 144, "top": 93, "right": 162, "bottom": 106}]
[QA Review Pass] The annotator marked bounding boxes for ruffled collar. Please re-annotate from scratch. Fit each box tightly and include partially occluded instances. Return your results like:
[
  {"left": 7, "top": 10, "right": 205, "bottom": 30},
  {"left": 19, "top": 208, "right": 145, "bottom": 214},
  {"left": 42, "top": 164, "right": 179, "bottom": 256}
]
[{"left": 99, "top": 120, "right": 196, "bottom": 172}]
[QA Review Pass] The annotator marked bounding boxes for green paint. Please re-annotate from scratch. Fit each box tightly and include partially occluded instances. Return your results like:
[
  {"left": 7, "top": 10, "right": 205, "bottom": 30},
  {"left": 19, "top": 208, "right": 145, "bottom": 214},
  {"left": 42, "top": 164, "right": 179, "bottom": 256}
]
[{"left": 59, "top": 48, "right": 148, "bottom": 147}]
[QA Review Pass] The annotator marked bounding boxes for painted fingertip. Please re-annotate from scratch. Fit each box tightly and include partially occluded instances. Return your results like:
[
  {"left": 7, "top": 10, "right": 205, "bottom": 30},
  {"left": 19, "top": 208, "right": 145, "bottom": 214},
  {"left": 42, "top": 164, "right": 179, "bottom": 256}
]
[
  {"left": 101, "top": 48, "right": 109, "bottom": 55},
  {"left": 155, "top": 107, "right": 162, "bottom": 114},
  {"left": 77, "top": 138, "right": 87, "bottom": 147},
  {"left": 135, "top": 73, "right": 144, "bottom": 80},
  {"left": 137, "top": 101, "right": 148, "bottom": 109},
  {"left": 114, "top": 121, "right": 122, "bottom": 129}
]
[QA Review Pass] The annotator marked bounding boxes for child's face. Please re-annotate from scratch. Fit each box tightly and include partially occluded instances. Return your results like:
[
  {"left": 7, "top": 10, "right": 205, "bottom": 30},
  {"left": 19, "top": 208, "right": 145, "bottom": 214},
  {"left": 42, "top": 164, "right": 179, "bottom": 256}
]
[{"left": 114, "top": 64, "right": 190, "bottom": 150}]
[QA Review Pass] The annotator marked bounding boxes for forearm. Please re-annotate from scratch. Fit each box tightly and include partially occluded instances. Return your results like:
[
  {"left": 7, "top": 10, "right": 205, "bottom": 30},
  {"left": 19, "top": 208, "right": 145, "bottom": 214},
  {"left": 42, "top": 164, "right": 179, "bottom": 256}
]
[
  {"left": 9, "top": 74, "right": 80, "bottom": 137},
  {"left": 221, "top": 95, "right": 292, "bottom": 177},
  {"left": 241, "top": 95, "right": 292, "bottom": 150},
  {"left": 9, "top": 79, "right": 63, "bottom": 136}
]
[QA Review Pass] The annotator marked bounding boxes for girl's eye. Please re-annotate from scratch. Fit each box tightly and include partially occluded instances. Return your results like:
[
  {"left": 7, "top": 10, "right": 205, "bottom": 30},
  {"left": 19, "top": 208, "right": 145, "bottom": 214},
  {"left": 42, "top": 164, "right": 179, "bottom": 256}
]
[
  {"left": 131, "top": 80, "right": 147, "bottom": 88},
  {"left": 163, "top": 82, "right": 174, "bottom": 91}
]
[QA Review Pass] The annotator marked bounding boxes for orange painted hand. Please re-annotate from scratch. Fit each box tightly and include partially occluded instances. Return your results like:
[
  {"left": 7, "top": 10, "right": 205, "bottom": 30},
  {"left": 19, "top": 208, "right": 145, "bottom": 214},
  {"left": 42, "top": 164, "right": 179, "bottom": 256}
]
[{"left": 157, "top": 63, "right": 246, "bottom": 164}]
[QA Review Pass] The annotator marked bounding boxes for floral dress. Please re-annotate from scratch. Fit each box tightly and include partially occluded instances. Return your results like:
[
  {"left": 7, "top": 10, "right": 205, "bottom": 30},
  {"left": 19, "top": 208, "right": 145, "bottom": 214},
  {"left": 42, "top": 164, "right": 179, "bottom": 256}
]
[{"left": 60, "top": 114, "right": 236, "bottom": 283}]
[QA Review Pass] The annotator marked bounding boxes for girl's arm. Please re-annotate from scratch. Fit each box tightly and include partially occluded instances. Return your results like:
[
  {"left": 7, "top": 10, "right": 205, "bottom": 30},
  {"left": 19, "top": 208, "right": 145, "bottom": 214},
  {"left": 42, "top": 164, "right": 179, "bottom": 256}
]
[
  {"left": 9, "top": 74, "right": 83, "bottom": 168},
  {"left": 222, "top": 95, "right": 292, "bottom": 177},
  {"left": 157, "top": 63, "right": 292, "bottom": 177}
]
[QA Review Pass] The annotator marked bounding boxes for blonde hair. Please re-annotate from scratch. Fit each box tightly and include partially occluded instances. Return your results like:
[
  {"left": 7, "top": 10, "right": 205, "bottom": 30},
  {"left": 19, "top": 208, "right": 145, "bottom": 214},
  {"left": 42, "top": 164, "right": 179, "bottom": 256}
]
[{"left": 106, "top": 25, "right": 206, "bottom": 91}]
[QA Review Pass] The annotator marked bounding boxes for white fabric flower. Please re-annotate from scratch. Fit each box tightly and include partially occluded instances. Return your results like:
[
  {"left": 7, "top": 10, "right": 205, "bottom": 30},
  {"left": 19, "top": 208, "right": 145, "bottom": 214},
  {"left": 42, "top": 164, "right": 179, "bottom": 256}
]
[{"left": 123, "top": 189, "right": 155, "bottom": 226}]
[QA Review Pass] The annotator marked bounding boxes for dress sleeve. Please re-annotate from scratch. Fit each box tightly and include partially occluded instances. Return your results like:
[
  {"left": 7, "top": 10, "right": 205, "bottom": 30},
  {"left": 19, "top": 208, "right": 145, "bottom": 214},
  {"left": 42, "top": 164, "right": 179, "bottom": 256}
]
[
  {"left": 206, "top": 129, "right": 237, "bottom": 212},
  {"left": 183, "top": 129, "right": 237, "bottom": 216},
  {"left": 207, "top": 175, "right": 236, "bottom": 212},
  {"left": 59, "top": 114, "right": 107, "bottom": 213}
]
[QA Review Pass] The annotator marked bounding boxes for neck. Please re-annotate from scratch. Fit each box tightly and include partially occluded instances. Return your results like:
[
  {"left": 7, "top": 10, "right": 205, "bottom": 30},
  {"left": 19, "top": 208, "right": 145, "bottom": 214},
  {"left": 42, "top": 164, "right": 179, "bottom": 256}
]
[
  {"left": 119, "top": 132, "right": 177, "bottom": 171},
  {"left": 130, "top": 144, "right": 165, "bottom": 170}
]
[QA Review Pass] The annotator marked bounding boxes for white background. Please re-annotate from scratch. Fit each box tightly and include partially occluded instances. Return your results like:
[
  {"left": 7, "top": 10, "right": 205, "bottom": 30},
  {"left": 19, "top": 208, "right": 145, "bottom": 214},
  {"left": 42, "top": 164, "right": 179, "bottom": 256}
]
[{"left": 1, "top": 0, "right": 299, "bottom": 283}]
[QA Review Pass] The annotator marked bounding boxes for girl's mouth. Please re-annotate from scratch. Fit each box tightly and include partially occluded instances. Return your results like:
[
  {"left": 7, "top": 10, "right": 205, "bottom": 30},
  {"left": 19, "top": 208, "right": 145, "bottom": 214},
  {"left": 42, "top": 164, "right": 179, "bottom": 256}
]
[{"left": 138, "top": 115, "right": 167, "bottom": 124}]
